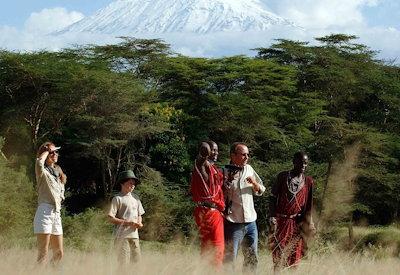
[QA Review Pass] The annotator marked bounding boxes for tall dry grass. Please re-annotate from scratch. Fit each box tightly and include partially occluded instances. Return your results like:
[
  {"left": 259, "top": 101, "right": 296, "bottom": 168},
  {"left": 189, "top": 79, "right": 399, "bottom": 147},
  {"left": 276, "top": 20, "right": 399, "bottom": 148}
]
[
  {"left": 318, "top": 143, "right": 362, "bottom": 228},
  {"left": 0, "top": 244, "right": 399, "bottom": 275}
]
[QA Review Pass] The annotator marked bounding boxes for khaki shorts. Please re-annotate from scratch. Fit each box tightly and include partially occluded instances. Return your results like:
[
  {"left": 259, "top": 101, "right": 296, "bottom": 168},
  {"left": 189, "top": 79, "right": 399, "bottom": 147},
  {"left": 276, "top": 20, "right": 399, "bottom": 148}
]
[{"left": 34, "top": 203, "right": 63, "bottom": 235}]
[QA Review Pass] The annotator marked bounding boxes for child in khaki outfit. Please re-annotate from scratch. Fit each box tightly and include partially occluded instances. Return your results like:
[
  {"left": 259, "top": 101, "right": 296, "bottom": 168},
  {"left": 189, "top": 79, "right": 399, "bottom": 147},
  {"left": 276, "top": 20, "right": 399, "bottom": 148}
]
[{"left": 108, "top": 170, "right": 145, "bottom": 264}]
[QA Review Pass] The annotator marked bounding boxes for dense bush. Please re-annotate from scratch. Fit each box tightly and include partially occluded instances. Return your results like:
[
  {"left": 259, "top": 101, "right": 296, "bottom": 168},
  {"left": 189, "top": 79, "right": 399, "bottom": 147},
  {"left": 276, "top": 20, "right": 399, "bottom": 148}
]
[
  {"left": 0, "top": 138, "right": 36, "bottom": 245},
  {"left": 62, "top": 207, "right": 113, "bottom": 251}
]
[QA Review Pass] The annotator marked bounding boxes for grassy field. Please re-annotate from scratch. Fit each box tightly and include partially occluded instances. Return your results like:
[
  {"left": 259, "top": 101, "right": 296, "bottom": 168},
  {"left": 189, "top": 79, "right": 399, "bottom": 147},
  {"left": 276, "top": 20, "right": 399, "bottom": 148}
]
[
  {"left": 1, "top": 224, "right": 400, "bottom": 275},
  {"left": 1, "top": 242, "right": 399, "bottom": 275}
]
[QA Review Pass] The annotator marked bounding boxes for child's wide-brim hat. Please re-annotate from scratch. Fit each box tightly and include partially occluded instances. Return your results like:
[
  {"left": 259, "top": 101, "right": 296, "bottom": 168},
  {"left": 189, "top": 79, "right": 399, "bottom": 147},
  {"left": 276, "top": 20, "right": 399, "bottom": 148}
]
[{"left": 116, "top": 169, "right": 140, "bottom": 185}]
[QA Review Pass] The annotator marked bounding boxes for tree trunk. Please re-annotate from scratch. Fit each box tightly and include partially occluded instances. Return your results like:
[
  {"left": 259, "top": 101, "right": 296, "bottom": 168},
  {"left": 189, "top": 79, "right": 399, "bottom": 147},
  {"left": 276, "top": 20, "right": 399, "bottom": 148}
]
[
  {"left": 319, "top": 160, "right": 332, "bottom": 217},
  {"left": 101, "top": 161, "right": 107, "bottom": 199},
  {"left": 25, "top": 102, "right": 46, "bottom": 151},
  {"left": 348, "top": 218, "right": 354, "bottom": 249},
  {"left": 0, "top": 149, "right": 7, "bottom": 161}
]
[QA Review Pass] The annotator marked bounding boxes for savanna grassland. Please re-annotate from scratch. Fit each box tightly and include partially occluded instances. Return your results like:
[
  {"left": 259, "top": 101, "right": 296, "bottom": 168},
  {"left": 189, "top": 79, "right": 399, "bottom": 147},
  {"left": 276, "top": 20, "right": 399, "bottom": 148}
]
[{"left": 1, "top": 240, "right": 400, "bottom": 275}]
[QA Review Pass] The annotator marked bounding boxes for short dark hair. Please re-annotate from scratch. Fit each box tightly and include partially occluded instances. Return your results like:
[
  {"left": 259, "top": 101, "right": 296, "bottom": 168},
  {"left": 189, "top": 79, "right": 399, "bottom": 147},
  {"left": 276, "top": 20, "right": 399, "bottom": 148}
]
[
  {"left": 37, "top": 141, "right": 55, "bottom": 157},
  {"left": 197, "top": 141, "right": 209, "bottom": 151},
  {"left": 293, "top": 151, "right": 307, "bottom": 162},
  {"left": 230, "top": 142, "right": 246, "bottom": 154},
  {"left": 120, "top": 178, "right": 137, "bottom": 185},
  {"left": 206, "top": 140, "right": 217, "bottom": 148}
]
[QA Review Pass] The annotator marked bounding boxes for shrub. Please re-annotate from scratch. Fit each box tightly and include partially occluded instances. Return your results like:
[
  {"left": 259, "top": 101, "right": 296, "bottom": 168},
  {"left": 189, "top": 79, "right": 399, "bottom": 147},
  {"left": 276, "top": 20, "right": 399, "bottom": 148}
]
[
  {"left": 0, "top": 138, "right": 37, "bottom": 247},
  {"left": 62, "top": 207, "right": 113, "bottom": 251}
]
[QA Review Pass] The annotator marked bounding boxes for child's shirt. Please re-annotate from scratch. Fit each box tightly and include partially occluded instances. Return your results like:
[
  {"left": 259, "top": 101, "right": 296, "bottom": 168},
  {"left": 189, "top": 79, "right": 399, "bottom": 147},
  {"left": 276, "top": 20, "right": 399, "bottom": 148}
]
[{"left": 108, "top": 192, "right": 145, "bottom": 239}]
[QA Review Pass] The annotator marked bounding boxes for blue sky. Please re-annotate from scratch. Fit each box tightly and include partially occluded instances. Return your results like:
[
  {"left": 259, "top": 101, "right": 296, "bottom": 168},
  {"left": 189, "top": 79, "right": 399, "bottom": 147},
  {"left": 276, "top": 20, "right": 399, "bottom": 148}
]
[
  {"left": 362, "top": 1, "right": 400, "bottom": 29},
  {"left": 0, "top": 0, "right": 399, "bottom": 61},
  {"left": 0, "top": 1, "right": 111, "bottom": 27}
]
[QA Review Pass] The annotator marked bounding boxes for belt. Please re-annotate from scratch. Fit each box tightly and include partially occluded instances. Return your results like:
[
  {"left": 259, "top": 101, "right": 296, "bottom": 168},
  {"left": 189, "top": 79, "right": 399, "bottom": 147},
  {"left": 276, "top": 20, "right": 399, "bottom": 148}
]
[
  {"left": 276, "top": 213, "right": 301, "bottom": 219},
  {"left": 196, "top": 201, "right": 218, "bottom": 209}
]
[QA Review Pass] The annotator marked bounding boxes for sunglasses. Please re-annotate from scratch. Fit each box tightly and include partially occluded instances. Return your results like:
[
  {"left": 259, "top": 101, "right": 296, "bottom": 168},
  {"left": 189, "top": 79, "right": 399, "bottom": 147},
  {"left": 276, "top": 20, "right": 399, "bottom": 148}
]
[{"left": 49, "top": 150, "right": 59, "bottom": 155}]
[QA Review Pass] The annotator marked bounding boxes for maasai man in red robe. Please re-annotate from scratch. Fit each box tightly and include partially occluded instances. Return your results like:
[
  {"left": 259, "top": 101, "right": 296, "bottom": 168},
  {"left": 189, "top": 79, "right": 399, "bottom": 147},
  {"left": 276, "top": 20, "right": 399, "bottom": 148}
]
[
  {"left": 269, "top": 151, "right": 316, "bottom": 271},
  {"left": 190, "top": 141, "right": 225, "bottom": 268}
]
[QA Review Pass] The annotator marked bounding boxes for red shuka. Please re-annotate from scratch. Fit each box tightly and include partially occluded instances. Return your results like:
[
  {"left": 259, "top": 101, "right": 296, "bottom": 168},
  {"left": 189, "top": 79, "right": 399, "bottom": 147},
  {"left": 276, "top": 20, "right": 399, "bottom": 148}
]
[
  {"left": 270, "top": 171, "right": 314, "bottom": 269},
  {"left": 190, "top": 163, "right": 225, "bottom": 267}
]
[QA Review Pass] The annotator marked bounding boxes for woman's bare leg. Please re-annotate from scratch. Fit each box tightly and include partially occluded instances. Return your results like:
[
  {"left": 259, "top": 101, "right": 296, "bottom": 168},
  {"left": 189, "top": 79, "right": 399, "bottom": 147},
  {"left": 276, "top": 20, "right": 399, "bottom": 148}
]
[
  {"left": 50, "top": 234, "right": 64, "bottom": 264},
  {"left": 37, "top": 234, "right": 50, "bottom": 264}
]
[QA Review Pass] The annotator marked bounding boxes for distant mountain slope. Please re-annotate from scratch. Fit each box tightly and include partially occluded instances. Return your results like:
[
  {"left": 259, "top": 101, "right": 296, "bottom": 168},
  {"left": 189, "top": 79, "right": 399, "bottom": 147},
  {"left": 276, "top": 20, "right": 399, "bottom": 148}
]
[{"left": 57, "top": 0, "right": 296, "bottom": 35}]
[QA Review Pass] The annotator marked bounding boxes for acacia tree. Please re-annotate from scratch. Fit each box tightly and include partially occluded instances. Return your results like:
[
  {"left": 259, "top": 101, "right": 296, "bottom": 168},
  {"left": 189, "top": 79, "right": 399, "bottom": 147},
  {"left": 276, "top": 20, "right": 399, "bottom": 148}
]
[
  {"left": 0, "top": 51, "right": 97, "bottom": 156},
  {"left": 257, "top": 34, "right": 400, "bottom": 225},
  {"left": 62, "top": 68, "right": 168, "bottom": 198}
]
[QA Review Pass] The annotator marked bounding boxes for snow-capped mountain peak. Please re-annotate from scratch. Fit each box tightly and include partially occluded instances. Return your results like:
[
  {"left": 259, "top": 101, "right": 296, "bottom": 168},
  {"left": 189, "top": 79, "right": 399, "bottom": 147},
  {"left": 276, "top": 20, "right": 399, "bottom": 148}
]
[{"left": 57, "top": 0, "right": 296, "bottom": 35}]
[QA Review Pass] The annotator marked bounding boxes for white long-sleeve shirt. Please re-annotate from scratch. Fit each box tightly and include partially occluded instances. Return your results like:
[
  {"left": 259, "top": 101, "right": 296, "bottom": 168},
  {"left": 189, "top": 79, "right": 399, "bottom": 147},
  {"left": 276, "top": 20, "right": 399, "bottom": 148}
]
[{"left": 224, "top": 164, "right": 265, "bottom": 223}]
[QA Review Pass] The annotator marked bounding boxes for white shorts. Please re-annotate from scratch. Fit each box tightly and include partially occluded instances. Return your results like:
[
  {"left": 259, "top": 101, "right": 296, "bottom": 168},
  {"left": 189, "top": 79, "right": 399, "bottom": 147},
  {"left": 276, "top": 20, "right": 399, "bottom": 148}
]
[{"left": 33, "top": 203, "right": 63, "bottom": 235}]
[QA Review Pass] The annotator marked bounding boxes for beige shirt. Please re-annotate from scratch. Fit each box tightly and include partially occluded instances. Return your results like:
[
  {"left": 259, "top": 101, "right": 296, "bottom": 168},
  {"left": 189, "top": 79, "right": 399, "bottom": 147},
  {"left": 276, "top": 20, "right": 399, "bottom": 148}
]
[
  {"left": 108, "top": 192, "right": 145, "bottom": 239},
  {"left": 35, "top": 158, "right": 65, "bottom": 212},
  {"left": 225, "top": 164, "right": 265, "bottom": 223}
]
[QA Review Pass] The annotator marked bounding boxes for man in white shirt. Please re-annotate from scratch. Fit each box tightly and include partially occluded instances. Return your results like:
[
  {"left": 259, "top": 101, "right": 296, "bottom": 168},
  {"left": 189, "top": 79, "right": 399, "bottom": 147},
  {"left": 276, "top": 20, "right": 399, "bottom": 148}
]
[{"left": 223, "top": 142, "right": 265, "bottom": 271}]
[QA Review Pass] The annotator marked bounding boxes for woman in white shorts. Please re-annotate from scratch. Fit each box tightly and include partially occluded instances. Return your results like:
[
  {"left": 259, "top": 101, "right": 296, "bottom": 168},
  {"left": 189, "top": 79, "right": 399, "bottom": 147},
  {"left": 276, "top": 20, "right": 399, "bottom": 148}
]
[{"left": 34, "top": 142, "right": 67, "bottom": 264}]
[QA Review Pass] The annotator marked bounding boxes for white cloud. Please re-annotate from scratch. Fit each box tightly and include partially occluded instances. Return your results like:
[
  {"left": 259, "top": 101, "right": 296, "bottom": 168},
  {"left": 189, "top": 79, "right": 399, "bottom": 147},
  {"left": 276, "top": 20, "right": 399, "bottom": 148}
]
[
  {"left": 161, "top": 25, "right": 400, "bottom": 63},
  {"left": 24, "top": 8, "right": 84, "bottom": 34},
  {"left": 0, "top": 26, "right": 19, "bottom": 46},
  {"left": 0, "top": 8, "right": 88, "bottom": 51},
  {"left": 251, "top": 1, "right": 400, "bottom": 62},
  {"left": 0, "top": 2, "right": 398, "bottom": 64},
  {"left": 1, "top": 24, "right": 399, "bottom": 64},
  {"left": 264, "top": 0, "right": 380, "bottom": 29},
  {"left": 355, "top": 26, "right": 400, "bottom": 62},
  {"left": 0, "top": 30, "right": 119, "bottom": 52}
]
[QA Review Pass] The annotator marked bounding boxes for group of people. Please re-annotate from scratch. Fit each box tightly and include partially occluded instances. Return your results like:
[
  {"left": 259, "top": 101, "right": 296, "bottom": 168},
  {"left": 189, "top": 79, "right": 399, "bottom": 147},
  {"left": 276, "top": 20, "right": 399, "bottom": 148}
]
[
  {"left": 33, "top": 141, "right": 145, "bottom": 266},
  {"left": 32, "top": 140, "right": 315, "bottom": 273},
  {"left": 190, "top": 141, "right": 316, "bottom": 272}
]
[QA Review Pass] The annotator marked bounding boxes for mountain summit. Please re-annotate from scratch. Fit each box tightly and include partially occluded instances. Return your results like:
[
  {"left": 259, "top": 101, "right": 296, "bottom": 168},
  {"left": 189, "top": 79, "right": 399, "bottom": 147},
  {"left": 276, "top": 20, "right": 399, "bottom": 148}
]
[{"left": 58, "top": 0, "right": 296, "bottom": 34}]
